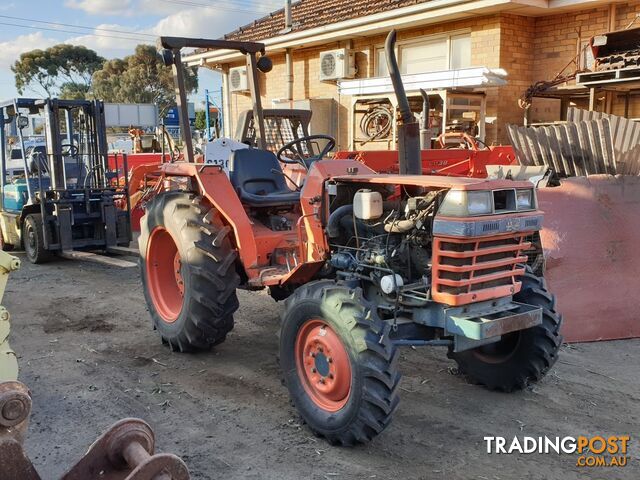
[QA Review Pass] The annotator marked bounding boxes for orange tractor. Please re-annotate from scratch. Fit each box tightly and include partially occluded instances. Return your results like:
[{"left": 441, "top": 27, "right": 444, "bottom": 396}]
[{"left": 139, "top": 32, "right": 562, "bottom": 445}]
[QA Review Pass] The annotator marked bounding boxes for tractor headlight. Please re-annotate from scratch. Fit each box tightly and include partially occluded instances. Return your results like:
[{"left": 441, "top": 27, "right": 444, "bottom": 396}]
[
  {"left": 516, "top": 189, "right": 535, "bottom": 210},
  {"left": 438, "top": 190, "right": 492, "bottom": 217},
  {"left": 467, "top": 191, "right": 493, "bottom": 216}
]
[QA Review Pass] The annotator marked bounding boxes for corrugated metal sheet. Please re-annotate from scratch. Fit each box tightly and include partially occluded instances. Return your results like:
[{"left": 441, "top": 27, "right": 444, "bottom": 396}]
[
  {"left": 507, "top": 108, "right": 640, "bottom": 176},
  {"left": 568, "top": 107, "right": 640, "bottom": 175}
]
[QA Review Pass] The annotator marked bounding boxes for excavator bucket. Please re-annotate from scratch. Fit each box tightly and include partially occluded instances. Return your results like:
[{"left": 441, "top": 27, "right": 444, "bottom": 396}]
[{"left": 537, "top": 175, "right": 640, "bottom": 342}]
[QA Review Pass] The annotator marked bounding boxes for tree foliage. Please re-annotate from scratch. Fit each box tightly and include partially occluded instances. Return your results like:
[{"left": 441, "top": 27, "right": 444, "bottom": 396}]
[
  {"left": 194, "top": 110, "right": 216, "bottom": 130},
  {"left": 12, "top": 44, "right": 105, "bottom": 98},
  {"left": 59, "top": 82, "right": 91, "bottom": 100},
  {"left": 92, "top": 45, "right": 198, "bottom": 116}
]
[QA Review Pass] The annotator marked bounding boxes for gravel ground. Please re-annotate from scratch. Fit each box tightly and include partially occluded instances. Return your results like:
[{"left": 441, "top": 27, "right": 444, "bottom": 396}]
[{"left": 4, "top": 254, "right": 639, "bottom": 479}]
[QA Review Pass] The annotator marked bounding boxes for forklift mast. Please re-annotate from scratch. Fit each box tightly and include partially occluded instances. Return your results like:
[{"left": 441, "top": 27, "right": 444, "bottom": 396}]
[
  {"left": 0, "top": 97, "right": 131, "bottom": 259},
  {"left": 42, "top": 99, "right": 110, "bottom": 191}
]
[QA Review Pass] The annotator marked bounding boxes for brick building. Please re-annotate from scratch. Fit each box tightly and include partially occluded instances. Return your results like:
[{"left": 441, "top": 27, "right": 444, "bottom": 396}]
[{"left": 185, "top": 0, "right": 640, "bottom": 149}]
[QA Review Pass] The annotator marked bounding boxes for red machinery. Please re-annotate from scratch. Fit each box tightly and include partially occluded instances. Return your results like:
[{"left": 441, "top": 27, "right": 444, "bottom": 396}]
[
  {"left": 133, "top": 32, "right": 563, "bottom": 445},
  {"left": 108, "top": 152, "right": 166, "bottom": 172},
  {"left": 334, "top": 145, "right": 516, "bottom": 178},
  {"left": 340, "top": 141, "right": 640, "bottom": 344}
]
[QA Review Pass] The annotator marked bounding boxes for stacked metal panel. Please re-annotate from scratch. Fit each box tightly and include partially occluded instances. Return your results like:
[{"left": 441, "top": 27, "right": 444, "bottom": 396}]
[
  {"left": 507, "top": 108, "right": 640, "bottom": 176},
  {"left": 567, "top": 108, "right": 640, "bottom": 175}
]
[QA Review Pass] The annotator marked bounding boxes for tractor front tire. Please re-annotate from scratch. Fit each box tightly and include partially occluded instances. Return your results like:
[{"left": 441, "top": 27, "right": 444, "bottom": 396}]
[
  {"left": 448, "top": 268, "right": 562, "bottom": 392},
  {"left": 280, "top": 281, "right": 400, "bottom": 446},
  {"left": 139, "top": 191, "right": 240, "bottom": 352},
  {"left": 23, "top": 214, "right": 51, "bottom": 264}
]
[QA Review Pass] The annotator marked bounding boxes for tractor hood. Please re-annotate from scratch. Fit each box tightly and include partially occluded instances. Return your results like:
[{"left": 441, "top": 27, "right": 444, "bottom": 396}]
[{"left": 331, "top": 173, "right": 536, "bottom": 191}]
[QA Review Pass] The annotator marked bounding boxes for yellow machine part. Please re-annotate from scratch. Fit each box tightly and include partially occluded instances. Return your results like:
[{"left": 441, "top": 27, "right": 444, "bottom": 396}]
[{"left": 0, "top": 251, "right": 21, "bottom": 381}]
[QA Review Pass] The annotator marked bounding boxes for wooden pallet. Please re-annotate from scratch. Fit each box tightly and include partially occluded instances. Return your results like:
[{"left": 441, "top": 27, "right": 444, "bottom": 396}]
[{"left": 577, "top": 66, "right": 640, "bottom": 86}]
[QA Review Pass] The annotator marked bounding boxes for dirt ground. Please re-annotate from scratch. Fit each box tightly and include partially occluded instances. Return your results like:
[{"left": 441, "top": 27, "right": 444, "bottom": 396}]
[{"left": 5, "top": 254, "right": 639, "bottom": 479}]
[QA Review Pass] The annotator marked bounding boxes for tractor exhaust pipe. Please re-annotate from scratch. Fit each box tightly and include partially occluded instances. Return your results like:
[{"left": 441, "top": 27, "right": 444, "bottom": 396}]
[
  {"left": 419, "top": 89, "right": 432, "bottom": 150},
  {"left": 385, "top": 30, "right": 421, "bottom": 175}
]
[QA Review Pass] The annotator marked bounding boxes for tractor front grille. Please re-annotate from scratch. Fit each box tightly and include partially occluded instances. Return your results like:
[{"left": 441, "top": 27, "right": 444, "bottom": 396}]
[{"left": 431, "top": 233, "right": 531, "bottom": 306}]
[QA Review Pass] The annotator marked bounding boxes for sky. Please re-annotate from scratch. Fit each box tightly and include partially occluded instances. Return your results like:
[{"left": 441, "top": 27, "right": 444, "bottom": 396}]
[{"left": 0, "top": 0, "right": 280, "bottom": 108}]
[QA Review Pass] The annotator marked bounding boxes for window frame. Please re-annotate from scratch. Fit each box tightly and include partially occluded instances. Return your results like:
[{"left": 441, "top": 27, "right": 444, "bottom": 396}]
[{"left": 374, "top": 29, "right": 472, "bottom": 77}]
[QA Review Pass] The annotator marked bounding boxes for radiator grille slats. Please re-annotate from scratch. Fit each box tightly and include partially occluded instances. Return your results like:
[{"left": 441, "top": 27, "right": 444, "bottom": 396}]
[{"left": 432, "top": 233, "right": 529, "bottom": 305}]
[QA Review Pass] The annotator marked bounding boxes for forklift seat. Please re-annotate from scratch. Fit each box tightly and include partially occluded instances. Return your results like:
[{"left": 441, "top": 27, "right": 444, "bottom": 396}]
[
  {"left": 229, "top": 149, "right": 300, "bottom": 207},
  {"left": 64, "top": 158, "right": 89, "bottom": 188}
]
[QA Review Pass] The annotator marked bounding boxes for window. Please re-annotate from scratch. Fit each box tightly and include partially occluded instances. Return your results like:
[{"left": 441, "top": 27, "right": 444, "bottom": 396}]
[
  {"left": 375, "top": 32, "right": 472, "bottom": 76},
  {"left": 400, "top": 37, "right": 448, "bottom": 74},
  {"left": 376, "top": 48, "right": 388, "bottom": 77},
  {"left": 450, "top": 34, "right": 471, "bottom": 69}
]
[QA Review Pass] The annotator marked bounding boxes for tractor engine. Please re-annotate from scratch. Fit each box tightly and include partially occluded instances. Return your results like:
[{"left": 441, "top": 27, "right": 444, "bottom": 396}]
[
  {"left": 327, "top": 186, "right": 443, "bottom": 306},
  {"left": 326, "top": 182, "right": 541, "bottom": 314}
]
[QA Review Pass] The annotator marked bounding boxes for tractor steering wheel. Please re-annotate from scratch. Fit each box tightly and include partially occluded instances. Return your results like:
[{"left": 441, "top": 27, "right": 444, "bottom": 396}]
[
  {"left": 277, "top": 135, "right": 336, "bottom": 169},
  {"left": 61, "top": 143, "right": 79, "bottom": 156}
]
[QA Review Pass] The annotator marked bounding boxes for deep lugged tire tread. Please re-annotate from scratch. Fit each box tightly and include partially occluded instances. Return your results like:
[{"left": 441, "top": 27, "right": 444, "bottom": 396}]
[
  {"left": 448, "top": 266, "right": 562, "bottom": 392},
  {"left": 140, "top": 191, "right": 240, "bottom": 352},
  {"left": 282, "top": 281, "right": 401, "bottom": 446}
]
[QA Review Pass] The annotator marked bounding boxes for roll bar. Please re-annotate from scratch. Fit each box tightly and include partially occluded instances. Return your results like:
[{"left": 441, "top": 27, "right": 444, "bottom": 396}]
[{"left": 158, "top": 36, "right": 273, "bottom": 160}]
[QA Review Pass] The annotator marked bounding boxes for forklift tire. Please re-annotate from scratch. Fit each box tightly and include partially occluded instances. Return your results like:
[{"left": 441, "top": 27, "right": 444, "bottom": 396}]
[
  {"left": 139, "top": 191, "right": 240, "bottom": 352},
  {"left": 448, "top": 267, "right": 562, "bottom": 392},
  {"left": 23, "top": 214, "right": 51, "bottom": 264},
  {"left": 280, "top": 281, "right": 400, "bottom": 446}
]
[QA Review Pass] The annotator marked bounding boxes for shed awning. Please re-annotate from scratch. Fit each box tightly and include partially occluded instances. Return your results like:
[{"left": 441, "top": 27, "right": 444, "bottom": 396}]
[{"left": 338, "top": 67, "right": 508, "bottom": 96}]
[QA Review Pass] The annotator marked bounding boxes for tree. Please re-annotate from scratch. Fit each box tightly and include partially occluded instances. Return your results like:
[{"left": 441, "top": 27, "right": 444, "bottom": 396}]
[
  {"left": 59, "top": 82, "right": 91, "bottom": 100},
  {"left": 194, "top": 110, "right": 216, "bottom": 130},
  {"left": 92, "top": 45, "right": 198, "bottom": 116},
  {"left": 12, "top": 44, "right": 105, "bottom": 98}
]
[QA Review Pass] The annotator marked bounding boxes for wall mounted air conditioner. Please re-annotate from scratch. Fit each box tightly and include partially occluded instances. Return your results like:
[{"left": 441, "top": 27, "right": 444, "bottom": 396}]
[
  {"left": 319, "top": 48, "right": 356, "bottom": 81},
  {"left": 229, "top": 66, "right": 249, "bottom": 92}
]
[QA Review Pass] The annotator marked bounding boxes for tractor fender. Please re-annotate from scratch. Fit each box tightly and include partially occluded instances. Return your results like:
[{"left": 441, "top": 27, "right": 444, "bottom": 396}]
[{"left": 159, "top": 162, "right": 260, "bottom": 273}]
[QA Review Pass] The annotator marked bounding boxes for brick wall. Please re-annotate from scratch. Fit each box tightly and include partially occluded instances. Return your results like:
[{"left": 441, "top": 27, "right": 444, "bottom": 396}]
[
  {"left": 224, "top": 2, "right": 640, "bottom": 148},
  {"left": 531, "top": 1, "right": 640, "bottom": 120},
  {"left": 228, "top": 15, "right": 507, "bottom": 148},
  {"left": 494, "top": 14, "right": 535, "bottom": 142}
]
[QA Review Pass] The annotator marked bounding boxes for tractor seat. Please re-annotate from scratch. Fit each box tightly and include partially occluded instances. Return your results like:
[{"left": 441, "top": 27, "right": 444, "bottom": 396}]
[{"left": 229, "top": 149, "right": 300, "bottom": 207}]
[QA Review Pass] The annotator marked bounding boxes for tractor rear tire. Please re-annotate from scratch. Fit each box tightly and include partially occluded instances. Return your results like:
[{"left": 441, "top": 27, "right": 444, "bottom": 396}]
[
  {"left": 139, "top": 191, "right": 240, "bottom": 352},
  {"left": 280, "top": 281, "right": 401, "bottom": 446},
  {"left": 23, "top": 214, "right": 51, "bottom": 264},
  {"left": 448, "top": 267, "right": 562, "bottom": 392}
]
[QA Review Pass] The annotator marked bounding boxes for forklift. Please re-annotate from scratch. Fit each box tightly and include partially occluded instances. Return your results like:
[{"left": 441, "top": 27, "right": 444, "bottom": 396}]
[{"left": 0, "top": 98, "right": 131, "bottom": 263}]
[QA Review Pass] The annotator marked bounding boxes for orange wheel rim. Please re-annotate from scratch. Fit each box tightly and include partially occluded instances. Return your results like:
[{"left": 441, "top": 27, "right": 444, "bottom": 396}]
[
  {"left": 295, "top": 319, "right": 352, "bottom": 412},
  {"left": 146, "top": 227, "right": 184, "bottom": 323}
]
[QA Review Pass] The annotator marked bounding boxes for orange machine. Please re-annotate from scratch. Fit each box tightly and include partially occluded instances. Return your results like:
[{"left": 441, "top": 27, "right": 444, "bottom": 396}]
[
  {"left": 334, "top": 143, "right": 517, "bottom": 178},
  {"left": 137, "top": 33, "right": 562, "bottom": 446},
  {"left": 128, "top": 127, "right": 161, "bottom": 154}
]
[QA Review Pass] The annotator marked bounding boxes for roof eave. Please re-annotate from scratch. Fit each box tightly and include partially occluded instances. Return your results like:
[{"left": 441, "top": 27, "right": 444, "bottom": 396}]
[
  {"left": 183, "top": 0, "right": 606, "bottom": 67},
  {"left": 183, "top": 0, "right": 512, "bottom": 66}
]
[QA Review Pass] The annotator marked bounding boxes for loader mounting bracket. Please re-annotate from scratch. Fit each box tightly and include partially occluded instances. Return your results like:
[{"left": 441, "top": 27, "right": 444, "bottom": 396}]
[{"left": 0, "top": 381, "right": 190, "bottom": 479}]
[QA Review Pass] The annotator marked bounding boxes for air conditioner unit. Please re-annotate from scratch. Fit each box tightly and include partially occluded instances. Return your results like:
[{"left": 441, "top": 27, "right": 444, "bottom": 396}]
[
  {"left": 319, "top": 49, "right": 356, "bottom": 81},
  {"left": 229, "top": 66, "right": 249, "bottom": 92}
]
